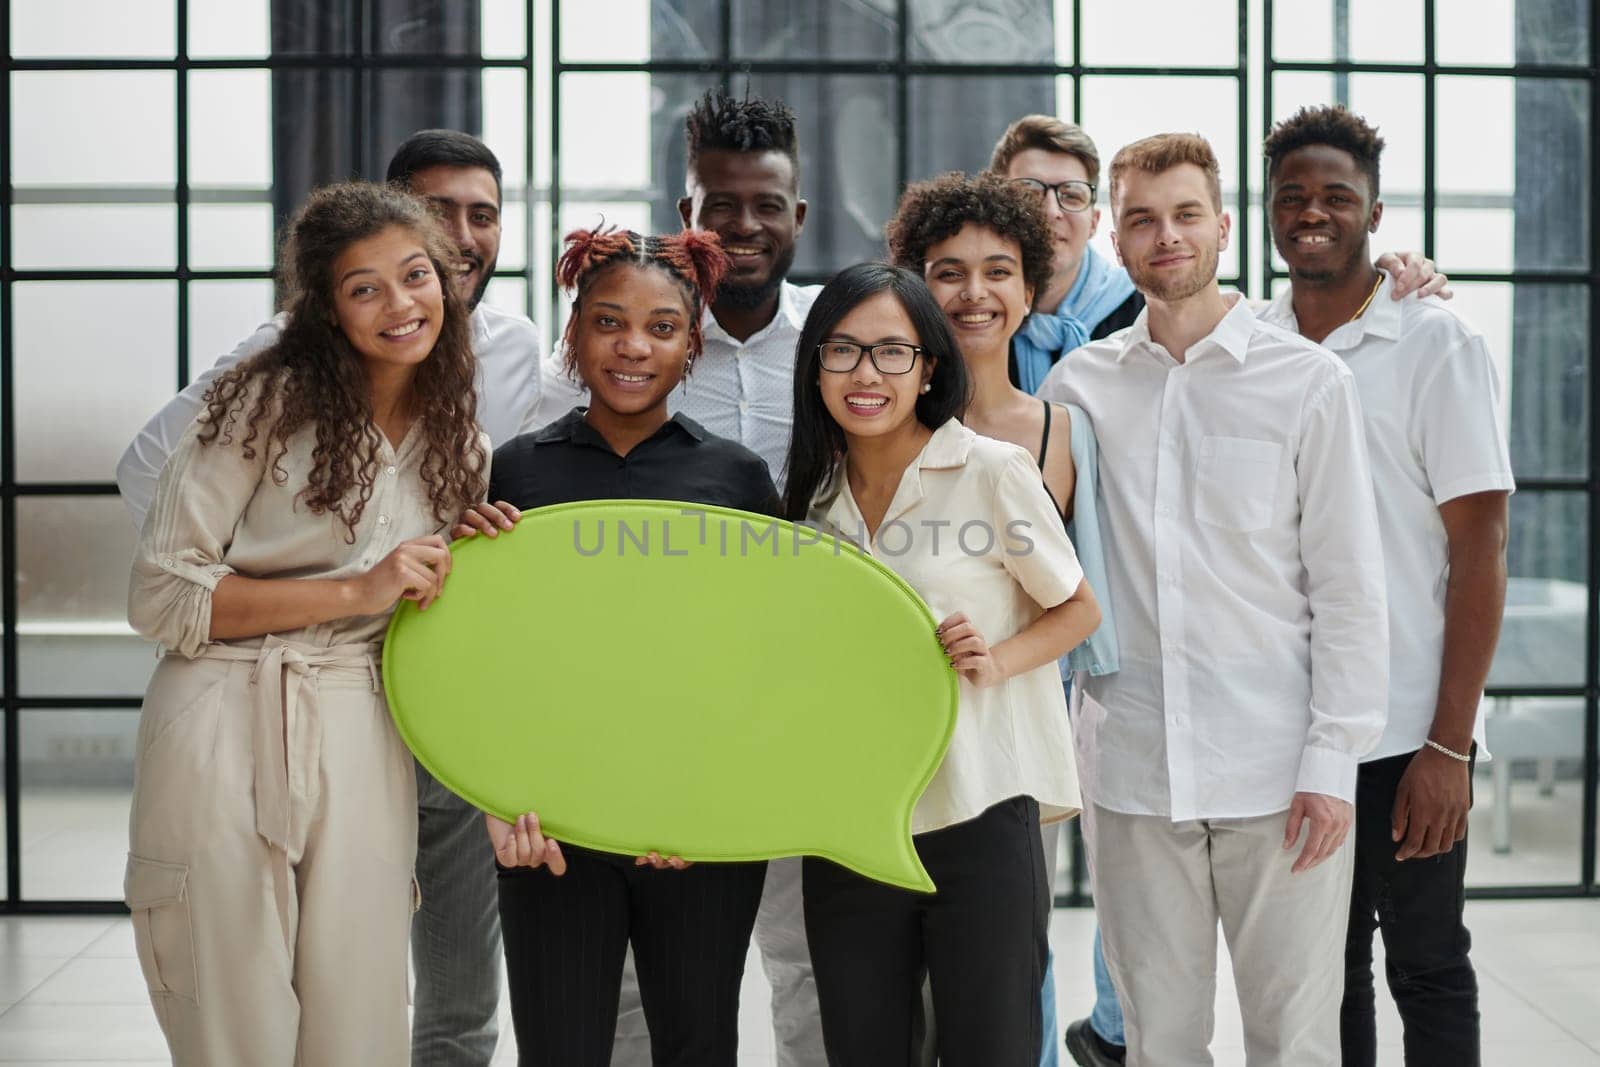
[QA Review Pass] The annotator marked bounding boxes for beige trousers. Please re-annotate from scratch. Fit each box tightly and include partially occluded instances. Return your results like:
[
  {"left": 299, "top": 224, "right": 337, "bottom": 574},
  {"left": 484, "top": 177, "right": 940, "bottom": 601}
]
[
  {"left": 1083, "top": 803, "right": 1354, "bottom": 1067},
  {"left": 125, "top": 637, "right": 418, "bottom": 1067}
]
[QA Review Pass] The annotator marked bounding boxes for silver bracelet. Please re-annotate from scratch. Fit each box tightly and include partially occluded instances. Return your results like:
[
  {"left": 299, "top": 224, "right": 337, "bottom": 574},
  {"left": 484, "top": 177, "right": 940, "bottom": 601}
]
[{"left": 1425, "top": 739, "right": 1471, "bottom": 763}]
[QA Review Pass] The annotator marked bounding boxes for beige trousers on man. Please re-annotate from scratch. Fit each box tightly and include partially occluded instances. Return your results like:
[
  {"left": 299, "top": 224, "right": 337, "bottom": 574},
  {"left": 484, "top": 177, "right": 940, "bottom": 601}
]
[
  {"left": 125, "top": 638, "right": 418, "bottom": 1067},
  {"left": 1083, "top": 802, "right": 1354, "bottom": 1066}
]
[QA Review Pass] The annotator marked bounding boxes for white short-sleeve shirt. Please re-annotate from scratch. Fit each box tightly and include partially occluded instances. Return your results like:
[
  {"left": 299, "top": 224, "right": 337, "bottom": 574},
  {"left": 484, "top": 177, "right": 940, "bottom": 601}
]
[
  {"left": 1262, "top": 272, "right": 1516, "bottom": 760},
  {"left": 811, "top": 419, "right": 1086, "bottom": 834}
]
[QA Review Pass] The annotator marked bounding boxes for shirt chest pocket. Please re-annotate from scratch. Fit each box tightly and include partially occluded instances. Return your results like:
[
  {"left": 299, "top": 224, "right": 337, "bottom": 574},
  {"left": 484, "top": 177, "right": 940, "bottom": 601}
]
[{"left": 1194, "top": 435, "right": 1283, "bottom": 533}]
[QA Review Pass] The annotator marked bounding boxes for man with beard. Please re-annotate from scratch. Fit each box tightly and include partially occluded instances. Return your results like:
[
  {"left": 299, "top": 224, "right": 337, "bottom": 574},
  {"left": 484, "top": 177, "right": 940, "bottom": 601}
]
[
  {"left": 531, "top": 88, "right": 826, "bottom": 1067},
  {"left": 116, "top": 129, "right": 540, "bottom": 1067},
  {"left": 990, "top": 114, "right": 1448, "bottom": 1067},
  {"left": 1036, "top": 133, "right": 1389, "bottom": 1065},
  {"left": 1260, "top": 106, "right": 1510, "bottom": 1067}
]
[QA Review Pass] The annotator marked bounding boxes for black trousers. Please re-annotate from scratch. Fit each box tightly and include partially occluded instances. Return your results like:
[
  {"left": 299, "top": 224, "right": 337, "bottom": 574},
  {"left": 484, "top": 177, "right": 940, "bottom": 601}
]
[
  {"left": 1342, "top": 748, "right": 1480, "bottom": 1066},
  {"left": 803, "top": 795, "right": 1049, "bottom": 1067},
  {"left": 497, "top": 845, "right": 767, "bottom": 1067}
]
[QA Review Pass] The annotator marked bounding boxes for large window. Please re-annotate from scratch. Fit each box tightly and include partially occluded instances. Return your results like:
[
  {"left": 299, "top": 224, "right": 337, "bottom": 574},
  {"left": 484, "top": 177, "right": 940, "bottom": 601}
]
[{"left": 3, "top": 0, "right": 1595, "bottom": 908}]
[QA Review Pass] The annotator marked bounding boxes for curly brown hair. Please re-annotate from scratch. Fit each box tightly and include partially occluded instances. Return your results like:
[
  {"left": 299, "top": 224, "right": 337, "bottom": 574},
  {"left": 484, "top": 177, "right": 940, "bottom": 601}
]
[
  {"left": 197, "top": 182, "right": 485, "bottom": 541},
  {"left": 885, "top": 171, "right": 1054, "bottom": 301}
]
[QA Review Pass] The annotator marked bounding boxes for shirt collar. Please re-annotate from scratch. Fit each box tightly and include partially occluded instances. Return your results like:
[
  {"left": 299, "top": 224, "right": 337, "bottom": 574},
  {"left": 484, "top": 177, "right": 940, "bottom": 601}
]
[
  {"left": 531, "top": 409, "right": 706, "bottom": 448},
  {"left": 700, "top": 281, "right": 808, "bottom": 346},
  {"left": 1116, "top": 291, "right": 1254, "bottom": 364},
  {"left": 1262, "top": 268, "right": 1402, "bottom": 350},
  {"left": 917, "top": 417, "right": 974, "bottom": 469},
  {"left": 469, "top": 303, "right": 489, "bottom": 346}
]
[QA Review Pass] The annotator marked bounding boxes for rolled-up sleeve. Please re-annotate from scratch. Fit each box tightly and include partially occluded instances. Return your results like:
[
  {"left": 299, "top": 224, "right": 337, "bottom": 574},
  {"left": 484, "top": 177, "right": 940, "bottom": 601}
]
[
  {"left": 994, "top": 449, "right": 1085, "bottom": 611},
  {"left": 1294, "top": 371, "right": 1390, "bottom": 801},
  {"left": 128, "top": 410, "right": 268, "bottom": 658}
]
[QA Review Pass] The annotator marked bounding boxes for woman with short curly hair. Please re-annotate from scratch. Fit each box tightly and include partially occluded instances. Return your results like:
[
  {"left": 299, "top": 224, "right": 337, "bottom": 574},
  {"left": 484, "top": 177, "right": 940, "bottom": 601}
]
[{"left": 124, "top": 181, "right": 487, "bottom": 1066}]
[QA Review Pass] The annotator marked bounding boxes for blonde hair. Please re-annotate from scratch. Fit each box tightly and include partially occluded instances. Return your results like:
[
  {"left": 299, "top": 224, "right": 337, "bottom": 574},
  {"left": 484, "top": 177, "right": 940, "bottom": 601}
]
[
  {"left": 988, "top": 114, "right": 1102, "bottom": 188},
  {"left": 1108, "top": 132, "right": 1223, "bottom": 212}
]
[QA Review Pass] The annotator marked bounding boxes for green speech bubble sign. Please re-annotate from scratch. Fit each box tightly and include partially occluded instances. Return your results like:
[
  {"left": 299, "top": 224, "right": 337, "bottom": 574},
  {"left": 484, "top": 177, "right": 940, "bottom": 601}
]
[{"left": 383, "top": 499, "right": 958, "bottom": 893}]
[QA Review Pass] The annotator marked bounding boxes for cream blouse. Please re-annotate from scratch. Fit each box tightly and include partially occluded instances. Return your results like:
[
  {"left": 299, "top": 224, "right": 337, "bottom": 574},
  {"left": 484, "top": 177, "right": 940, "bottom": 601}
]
[
  {"left": 812, "top": 418, "right": 1085, "bottom": 834},
  {"left": 129, "top": 381, "right": 487, "bottom": 658}
]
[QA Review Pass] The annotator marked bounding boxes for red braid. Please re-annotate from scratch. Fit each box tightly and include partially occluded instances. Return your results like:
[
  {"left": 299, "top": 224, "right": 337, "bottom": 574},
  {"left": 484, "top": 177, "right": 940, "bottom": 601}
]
[{"left": 556, "top": 226, "right": 730, "bottom": 374}]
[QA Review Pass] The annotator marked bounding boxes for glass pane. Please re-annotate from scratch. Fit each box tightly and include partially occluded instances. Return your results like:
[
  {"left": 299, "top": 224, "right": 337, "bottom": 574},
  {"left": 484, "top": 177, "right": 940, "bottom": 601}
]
[
  {"left": 498, "top": 200, "right": 529, "bottom": 271},
  {"left": 1083, "top": 0, "right": 1236, "bottom": 67},
  {"left": 910, "top": 0, "right": 1057, "bottom": 64},
  {"left": 734, "top": 0, "right": 894, "bottom": 60},
  {"left": 1080, "top": 76, "right": 1242, "bottom": 279},
  {"left": 10, "top": 0, "right": 175, "bottom": 58},
  {"left": 1271, "top": 0, "right": 1424, "bottom": 63},
  {"left": 559, "top": 200, "right": 652, "bottom": 238},
  {"left": 11, "top": 72, "right": 176, "bottom": 187},
  {"left": 268, "top": 0, "right": 356, "bottom": 56},
  {"left": 189, "top": 0, "right": 269, "bottom": 57},
  {"left": 1493, "top": 492, "right": 1587, "bottom": 691},
  {"left": 14, "top": 282, "right": 178, "bottom": 483},
  {"left": 1440, "top": 77, "right": 1590, "bottom": 273},
  {"left": 188, "top": 280, "right": 276, "bottom": 383},
  {"left": 189, "top": 71, "right": 272, "bottom": 189},
  {"left": 20, "top": 710, "right": 137, "bottom": 900},
  {"left": 188, "top": 203, "right": 274, "bottom": 271},
  {"left": 1450, "top": 282, "right": 1591, "bottom": 481},
  {"left": 13, "top": 205, "right": 177, "bottom": 270},
  {"left": 557, "top": 72, "right": 703, "bottom": 234},
  {"left": 484, "top": 68, "right": 529, "bottom": 188},
  {"left": 908, "top": 75, "right": 1059, "bottom": 179},
  {"left": 19, "top": 496, "right": 156, "bottom": 697},
  {"left": 1268, "top": 73, "right": 1425, "bottom": 197},
  {"left": 1436, "top": 0, "right": 1590, "bottom": 66},
  {"left": 484, "top": 276, "right": 531, "bottom": 318},
  {"left": 1474, "top": 490, "right": 1587, "bottom": 888},
  {"left": 373, "top": 0, "right": 484, "bottom": 55},
  {"left": 747, "top": 73, "right": 901, "bottom": 275},
  {"left": 561, "top": 0, "right": 717, "bottom": 62},
  {"left": 482, "top": 0, "right": 529, "bottom": 59}
]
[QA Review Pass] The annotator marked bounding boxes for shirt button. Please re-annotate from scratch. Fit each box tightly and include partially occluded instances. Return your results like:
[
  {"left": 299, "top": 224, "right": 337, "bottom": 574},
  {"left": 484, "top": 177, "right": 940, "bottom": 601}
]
[
  {"left": 386, "top": 465, "right": 397, "bottom": 476},
  {"left": 739, "top": 401, "right": 749, "bottom": 414},
  {"left": 160, "top": 557, "right": 174, "bottom": 569},
  {"left": 377, "top": 515, "right": 390, "bottom": 526}
]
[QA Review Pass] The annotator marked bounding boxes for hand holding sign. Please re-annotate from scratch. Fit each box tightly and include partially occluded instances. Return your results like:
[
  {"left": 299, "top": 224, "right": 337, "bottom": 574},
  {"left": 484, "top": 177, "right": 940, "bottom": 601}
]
[{"left": 383, "top": 500, "right": 958, "bottom": 892}]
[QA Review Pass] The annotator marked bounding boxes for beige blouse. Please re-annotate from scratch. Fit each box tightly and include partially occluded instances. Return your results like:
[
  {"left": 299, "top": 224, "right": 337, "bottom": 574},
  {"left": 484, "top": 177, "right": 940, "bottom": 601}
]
[
  {"left": 812, "top": 418, "right": 1085, "bottom": 834},
  {"left": 129, "top": 381, "right": 488, "bottom": 658}
]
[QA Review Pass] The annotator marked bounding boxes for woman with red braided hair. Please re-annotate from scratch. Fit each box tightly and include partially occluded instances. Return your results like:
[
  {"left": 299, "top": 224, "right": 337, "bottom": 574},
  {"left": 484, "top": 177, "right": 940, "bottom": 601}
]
[{"left": 454, "top": 226, "right": 779, "bottom": 1067}]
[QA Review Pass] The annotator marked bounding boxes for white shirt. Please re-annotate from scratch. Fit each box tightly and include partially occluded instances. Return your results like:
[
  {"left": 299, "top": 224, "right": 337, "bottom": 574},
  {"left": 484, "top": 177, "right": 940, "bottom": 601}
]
[
  {"left": 116, "top": 301, "right": 541, "bottom": 530},
  {"left": 529, "top": 281, "right": 821, "bottom": 490},
  {"left": 812, "top": 419, "right": 1086, "bottom": 833},
  {"left": 1037, "top": 294, "right": 1389, "bottom": 819},
  {"left": 1261, "top": 273, "right": 1515, "bottom": 761}
]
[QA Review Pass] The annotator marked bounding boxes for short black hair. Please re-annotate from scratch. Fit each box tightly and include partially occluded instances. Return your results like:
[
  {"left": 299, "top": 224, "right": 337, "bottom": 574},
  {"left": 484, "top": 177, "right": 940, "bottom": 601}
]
[
  {"left": 1264, "top": 105, "right": 1385, "bottom": 199},
  {"left": 685, "top": 88, "right": 800, "bottom": 173},
  {"left": 385, "top": 129, "right": 504, "bottom": 203},
  {"left": 783, "top": 263, "right": 970, "bottom": 521},
  {"left": 885, "top": 171, "right": 1055, "bottom": 302}
]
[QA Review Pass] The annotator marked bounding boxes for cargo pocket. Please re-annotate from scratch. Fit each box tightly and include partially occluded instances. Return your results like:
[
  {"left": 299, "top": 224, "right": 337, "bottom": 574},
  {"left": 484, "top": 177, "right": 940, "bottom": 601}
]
[{"left": 124, "top": 853, "right": 199, "bottom": 1005}]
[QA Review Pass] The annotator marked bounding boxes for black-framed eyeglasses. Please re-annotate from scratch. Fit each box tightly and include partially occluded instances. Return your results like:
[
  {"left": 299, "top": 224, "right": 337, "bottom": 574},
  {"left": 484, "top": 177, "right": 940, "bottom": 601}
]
[
  {"left": 1009, "top": 177, "right": 1097, "bottom": 213},
  {"left": 817, "top": 340, "right": 924, "bottom": 375}
]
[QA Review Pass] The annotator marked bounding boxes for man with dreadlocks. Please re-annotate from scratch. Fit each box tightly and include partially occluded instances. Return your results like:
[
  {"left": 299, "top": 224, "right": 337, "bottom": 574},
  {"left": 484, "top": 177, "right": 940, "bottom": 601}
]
[{"left": 533, "top": 87, "right": 827, "bottom": 1067}]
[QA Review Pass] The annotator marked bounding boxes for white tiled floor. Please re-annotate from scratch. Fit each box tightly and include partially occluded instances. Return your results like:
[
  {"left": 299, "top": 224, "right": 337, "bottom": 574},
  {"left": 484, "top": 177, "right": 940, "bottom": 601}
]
[{"left": 2, "top": 899, "right": 1598, "bottom": 1064}]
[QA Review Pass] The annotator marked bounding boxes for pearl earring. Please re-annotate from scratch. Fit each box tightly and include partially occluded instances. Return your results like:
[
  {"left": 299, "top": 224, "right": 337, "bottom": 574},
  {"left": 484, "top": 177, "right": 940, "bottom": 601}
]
[{"left": 920, "top": 382, "right": 932, "bottom": 394}]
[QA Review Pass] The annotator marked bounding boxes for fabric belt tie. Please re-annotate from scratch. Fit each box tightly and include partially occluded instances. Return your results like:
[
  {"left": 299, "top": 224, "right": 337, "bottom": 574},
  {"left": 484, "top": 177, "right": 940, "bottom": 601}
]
[{"left": 200, "top": 635, "right": 381, "bottom": 943}]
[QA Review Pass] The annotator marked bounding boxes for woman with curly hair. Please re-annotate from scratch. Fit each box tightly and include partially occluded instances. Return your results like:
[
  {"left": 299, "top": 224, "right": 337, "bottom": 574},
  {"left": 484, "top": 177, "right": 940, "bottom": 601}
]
[
  {"left": 124, "top": 181, "right": 487, "bottom": 1066},
  {"left": 886, "top": 171, "right": 1121, "bottom": 1066},
  {"left": 458, "top": 227, "right": 779, "bottom": 1067}
]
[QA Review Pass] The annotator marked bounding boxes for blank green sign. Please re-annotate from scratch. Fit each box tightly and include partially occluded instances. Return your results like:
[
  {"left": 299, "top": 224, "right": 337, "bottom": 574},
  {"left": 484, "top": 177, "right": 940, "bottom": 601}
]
[{"left": 383, "top": 500, "right": 958, "bottom": 893}]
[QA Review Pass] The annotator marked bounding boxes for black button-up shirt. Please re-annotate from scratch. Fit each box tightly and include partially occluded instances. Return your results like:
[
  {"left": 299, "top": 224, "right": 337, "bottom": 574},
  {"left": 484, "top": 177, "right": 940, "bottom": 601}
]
[{"left": 489, "top": 409, "right": 781, "bottom": 517}]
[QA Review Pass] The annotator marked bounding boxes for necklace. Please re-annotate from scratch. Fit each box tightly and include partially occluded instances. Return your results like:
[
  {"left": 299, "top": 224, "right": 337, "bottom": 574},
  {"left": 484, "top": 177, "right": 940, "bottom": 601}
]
[{"left": 1350, "top": 273, "right": 1383, "bottom": 323}]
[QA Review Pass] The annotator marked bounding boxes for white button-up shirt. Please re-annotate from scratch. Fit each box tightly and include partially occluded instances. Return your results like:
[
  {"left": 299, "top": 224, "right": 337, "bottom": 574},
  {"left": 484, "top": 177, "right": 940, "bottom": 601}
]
[
  {"left": 1037, "top": 294, "right": 1389, "bottom": 819},
  {"left": 116, "top": 301, "right": 541, "bottom": 531},
  {"left": 812, "top": 419, "right": 1086, "bottom": 834},
  {"left": 530, "top": 281, "right": 821, "bottom": 491},
  {"left": 1261, "top": 273, "right": 1515, "bottom": 761}
]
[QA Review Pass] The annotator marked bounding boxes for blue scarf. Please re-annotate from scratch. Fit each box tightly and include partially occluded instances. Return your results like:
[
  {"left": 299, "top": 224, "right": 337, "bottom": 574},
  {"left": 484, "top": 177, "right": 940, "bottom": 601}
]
[{"left": 1013, "top": 246, "right": 1137, "bottom": 395}]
